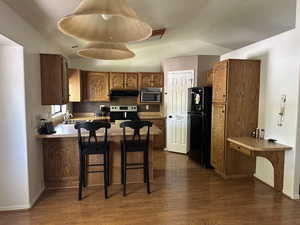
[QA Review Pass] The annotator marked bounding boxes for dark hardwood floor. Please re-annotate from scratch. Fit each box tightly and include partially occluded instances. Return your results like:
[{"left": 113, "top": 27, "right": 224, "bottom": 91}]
[{"left": 1, "top": 151, "right": 300, "bottom": 225}]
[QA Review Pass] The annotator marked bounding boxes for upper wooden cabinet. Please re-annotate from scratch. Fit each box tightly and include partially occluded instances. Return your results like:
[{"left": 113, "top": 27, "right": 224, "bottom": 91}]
[
  {"left": 125, "top": 73, "right": 138, "bottom": 90},
  {"left": 110, "top": 72, "right": 124, "bottom": 90},
  {"left": 68, "top": 69, "right": 81, "bottom": 102},
  {"left": 140, "top": 72, "right": 164, "bottom": 88},
  {"left": 207, "top": 69, "right": 213, "bottom": 86},
  {"left": 40, "top": 54, "right": 69, "bottom": 105},
  {"left": 212, "top": 61, "right": 228, "bottom": 103},
  {"left": 110, "top": 72, "right": 138, "bottom": 90},
  {"left": 82, "top": 72, "right": 110, "bottom": 102}
]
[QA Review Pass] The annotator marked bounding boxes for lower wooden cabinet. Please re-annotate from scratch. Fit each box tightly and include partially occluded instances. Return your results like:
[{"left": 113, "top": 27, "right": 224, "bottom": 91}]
[
  {"left": 211, "top": 103, "right": 226, "bottom": 172},
  {"left": 148, "top": 118, "right": 166, "bottom": 150},
  {"left": 82, "top": 72, "right": 110, "bottom": 102}
]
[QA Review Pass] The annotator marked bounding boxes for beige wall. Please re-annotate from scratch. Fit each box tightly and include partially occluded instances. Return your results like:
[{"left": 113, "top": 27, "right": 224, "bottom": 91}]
[
  {"left": 162, "top": 55, "right": 219, "bottom": 86},
  {"left": 197, "top": 55, "right": 220, "bottom": 86}
]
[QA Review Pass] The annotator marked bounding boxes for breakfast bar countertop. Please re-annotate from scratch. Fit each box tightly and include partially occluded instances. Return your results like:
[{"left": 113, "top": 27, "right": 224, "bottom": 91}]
[{"left": 37, "top": 123, "right": 161, "bottom": 139}]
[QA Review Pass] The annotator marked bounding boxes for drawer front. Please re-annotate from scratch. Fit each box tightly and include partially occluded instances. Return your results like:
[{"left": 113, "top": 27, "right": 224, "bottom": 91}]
[{"left": 229, "top": 142, "right": 252, "bottom": 157}]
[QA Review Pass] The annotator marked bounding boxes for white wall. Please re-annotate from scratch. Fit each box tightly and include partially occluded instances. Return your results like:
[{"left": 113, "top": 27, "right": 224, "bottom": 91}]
[
  {"left": 221, "top": 28, "right": 300, "bottom": 198},
  {"left": 0, "top": 1, "right": 62, "bottom": 210},
  {"left": 0, "top": 45, "right": 29, "bottom": 210}
]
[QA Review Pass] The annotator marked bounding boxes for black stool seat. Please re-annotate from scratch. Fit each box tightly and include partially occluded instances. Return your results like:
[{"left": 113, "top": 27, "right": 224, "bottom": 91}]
[
  {"left": 75, "top": 121, "right": 111, "bottom": 200},
  {"left": 120, "top": 120, "right": 153, "bottom": 196}
]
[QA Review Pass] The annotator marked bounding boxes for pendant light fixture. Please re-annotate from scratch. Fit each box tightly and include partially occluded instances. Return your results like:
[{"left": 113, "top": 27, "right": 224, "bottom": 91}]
[
  {"left": 77, "top": 42, "right": 135, "bottom": 60},
  {"left": 58, "top": 0, "right": 152, "bottom": 43}
]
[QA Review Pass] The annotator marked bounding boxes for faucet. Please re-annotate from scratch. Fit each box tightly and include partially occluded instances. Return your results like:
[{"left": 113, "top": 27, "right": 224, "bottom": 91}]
[{"left": 64, "top": 110, "right": 73, "bottom": 123}]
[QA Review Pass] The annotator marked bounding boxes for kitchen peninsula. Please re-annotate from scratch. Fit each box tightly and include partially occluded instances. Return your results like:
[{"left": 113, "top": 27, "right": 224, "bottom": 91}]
[{"left": 37, "top": 123, "right": 161, "bottom": 189}]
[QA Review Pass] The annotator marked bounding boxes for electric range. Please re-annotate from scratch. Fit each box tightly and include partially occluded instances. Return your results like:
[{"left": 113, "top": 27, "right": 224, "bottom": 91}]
[{"left": 110, "top": 105, "right": 139, "bottom": 122}]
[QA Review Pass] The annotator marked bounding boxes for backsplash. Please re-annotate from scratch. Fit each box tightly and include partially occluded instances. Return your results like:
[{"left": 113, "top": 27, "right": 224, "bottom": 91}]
[
  {"left": 72, "top": 102, "right": 109, "bottom": 113},
  {"left": 72, "top": 98, "right": 161, "bottom": 113},
  {"left": 139, "top": 104, "right": 160, "bottom": 112}
]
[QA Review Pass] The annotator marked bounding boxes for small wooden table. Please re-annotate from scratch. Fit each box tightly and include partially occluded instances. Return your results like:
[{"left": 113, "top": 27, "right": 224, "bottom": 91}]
[{"left": 227, "top": 137, "right": 292, "bottom": 192}]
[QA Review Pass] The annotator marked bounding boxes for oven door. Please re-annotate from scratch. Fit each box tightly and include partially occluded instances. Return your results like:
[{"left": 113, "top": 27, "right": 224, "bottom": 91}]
[{"left": 141, "top": 92, "right": 161, "bottom": 103}]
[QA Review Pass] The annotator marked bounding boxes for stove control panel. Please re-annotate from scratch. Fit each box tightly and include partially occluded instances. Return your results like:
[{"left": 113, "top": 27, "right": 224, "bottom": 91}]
[{"left": 110, "top": 105, "right": 138, "bottom": 112}]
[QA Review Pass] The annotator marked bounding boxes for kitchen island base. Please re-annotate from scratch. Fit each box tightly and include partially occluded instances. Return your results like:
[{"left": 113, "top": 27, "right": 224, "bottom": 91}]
[{"left": 42, "top": 136, "right": 154, "bottom": 189}]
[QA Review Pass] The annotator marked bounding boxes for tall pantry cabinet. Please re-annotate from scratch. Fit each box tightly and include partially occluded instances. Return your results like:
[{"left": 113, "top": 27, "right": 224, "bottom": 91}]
[{"left": 211, "top": 59, "right": 261, "bottom": 178}]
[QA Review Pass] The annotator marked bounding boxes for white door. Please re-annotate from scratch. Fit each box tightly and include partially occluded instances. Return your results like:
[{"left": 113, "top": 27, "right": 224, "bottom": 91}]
[{"left": 165, "top": 70, "right": 194, "bottom": 154}]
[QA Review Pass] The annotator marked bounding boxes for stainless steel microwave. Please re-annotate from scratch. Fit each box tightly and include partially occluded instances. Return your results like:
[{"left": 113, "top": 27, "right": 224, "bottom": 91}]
[{"left": 140, "top": 88, "right": 162, "bottom": 103}]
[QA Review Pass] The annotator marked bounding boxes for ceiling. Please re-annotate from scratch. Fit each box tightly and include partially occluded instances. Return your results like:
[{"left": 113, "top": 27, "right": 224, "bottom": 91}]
[{"left": 3, "top": 0, "right": 296, "bottom": 70}]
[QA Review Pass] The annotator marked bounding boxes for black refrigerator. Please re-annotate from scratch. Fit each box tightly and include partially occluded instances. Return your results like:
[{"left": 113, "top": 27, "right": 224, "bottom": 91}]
[{"left": 187, "top": 87, "right": 213, "bottom": 168}]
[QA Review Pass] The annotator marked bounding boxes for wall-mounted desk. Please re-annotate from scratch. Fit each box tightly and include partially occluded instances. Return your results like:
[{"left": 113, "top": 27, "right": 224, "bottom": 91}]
[{"left": 227, "top": 137, "right": 292, "bottom": 192}]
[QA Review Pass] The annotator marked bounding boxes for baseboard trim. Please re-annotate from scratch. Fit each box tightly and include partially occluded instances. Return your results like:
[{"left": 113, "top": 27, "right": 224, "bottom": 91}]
[
  {"left": 0, "top": 187, "right": 44, "bottom": 212},
  {"left": 214, "top": 169, "right": 253, "bottom": 179},
  {"left": 0, "top": 204, "right": 31, "bottom": 212},
  {"left": 253, "top": 176, "right": 297, "bottom": 200},
  {"left": 30, "top": 187, "right": 45, "bottom": 208},
  {"left": 293, "top": 194, "right": 300, "bottom": 200}
]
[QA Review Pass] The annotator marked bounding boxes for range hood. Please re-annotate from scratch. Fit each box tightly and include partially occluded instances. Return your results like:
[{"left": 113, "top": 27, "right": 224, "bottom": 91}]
[{"left": 110, "top": 90, "right": 139, "bottom": 97}]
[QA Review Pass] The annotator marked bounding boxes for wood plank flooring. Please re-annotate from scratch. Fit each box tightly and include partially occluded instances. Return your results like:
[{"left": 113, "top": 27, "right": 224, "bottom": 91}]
[{"left": 1, "top": 151, "right": 300, "bottom": 225}]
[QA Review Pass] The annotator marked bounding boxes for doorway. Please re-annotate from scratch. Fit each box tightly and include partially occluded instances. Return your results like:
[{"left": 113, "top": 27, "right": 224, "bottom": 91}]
[{"left": 165, "top": 70, "right": 194, "bottom": 154}]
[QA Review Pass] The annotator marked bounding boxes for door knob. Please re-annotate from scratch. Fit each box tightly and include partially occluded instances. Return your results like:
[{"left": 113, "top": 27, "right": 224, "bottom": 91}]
[{"left": 169, "top": 115, "right": 173, "bottom": 118}]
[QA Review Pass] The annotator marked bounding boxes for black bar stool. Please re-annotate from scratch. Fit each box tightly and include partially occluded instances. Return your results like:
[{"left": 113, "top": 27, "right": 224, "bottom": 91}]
[
  {"left": 120, "top": 120, "right": 153, "bottom": 196},
  {"left": 75, "top": 121, "right": 111, "bottom": 200}
]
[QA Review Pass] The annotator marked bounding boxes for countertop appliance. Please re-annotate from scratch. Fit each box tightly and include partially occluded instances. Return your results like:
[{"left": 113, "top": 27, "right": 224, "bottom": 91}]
[
  {"left": 110, "top": 105, "right": 139, "bottom": 122},
  {"left": 140, "top": 88, "right": 162, "bottom": 103},
  {"left": 38, "top": 119, "right": 56, "bottom": 135},
  {"left": 187, "top": 87, "right": 212, "bottom": 168}
]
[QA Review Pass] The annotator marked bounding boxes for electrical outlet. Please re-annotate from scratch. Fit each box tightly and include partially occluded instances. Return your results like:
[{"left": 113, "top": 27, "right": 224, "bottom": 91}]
[{"left": 146, "top": 105, "right": 150, "bottom": 111}]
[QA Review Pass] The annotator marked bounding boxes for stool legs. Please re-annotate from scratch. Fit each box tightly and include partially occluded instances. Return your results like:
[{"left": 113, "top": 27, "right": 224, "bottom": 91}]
[
  {"left": 83, "top": 156, "right": 87, "bottom": 188},
  {"left": 78, "top": 153, "right": 84, "bottom": 200},
  {"left": 104, "top": 152, "right": 109, "bottom": 199},
  {"left": 123, "top": 150, "right": 127, "bottom": 197},
  {"left": 145, "top": 151, "right": 150, "bottom": 194},
  {"left": 121, "top": 149, "right": 151, "bottom": 196},
  {"left": 78, "top": 152, "right": 110, "bottom": 200},
  {"left": 106, "top": 150, "right": 110, "bottom": 186}
]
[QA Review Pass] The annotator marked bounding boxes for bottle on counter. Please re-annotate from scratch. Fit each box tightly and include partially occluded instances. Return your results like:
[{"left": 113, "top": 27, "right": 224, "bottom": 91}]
[
  {"left": 255, "top": 128, "right": 260, "bottom": 139},
  {"left": 260, "top": 129, "right": 265, "bottom": 139}
]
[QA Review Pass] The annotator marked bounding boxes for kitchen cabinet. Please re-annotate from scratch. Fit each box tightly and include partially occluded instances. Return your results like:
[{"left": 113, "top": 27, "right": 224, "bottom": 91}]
[
  {"left": 211, "top": 59, "right": 260, "bottom": 177},
  {"left": 207, "top": 69, "right": 213, "bottom": 86},
  {"left": 68, "top": 69, "right": 81, "bottom": 102},
  {"left": 148, "top": 118, "right": 166, "bottom": 149},
  {"left": 82, "top": 72, "right": 110, "bottom": 102},
  {"left": 40, "top": 54, "right": 69, "bottom": 105},
  {"left": 110, "top": 72, "right": 125, "bottom": 90},
  {"left": 211, "top": 103, "right": 226, "bottom": 171},
  {"left": 110, "top": 72, "right": 138, "bottom": 90},
  {"left": 125, "top": 73, "right": 139, "bottom": 90},
  {"left": 140, "top": 72, "right": 164, "bottom": 88},
  {"left": 212, "top": 61, "right": 228, "bottom": 103}
]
